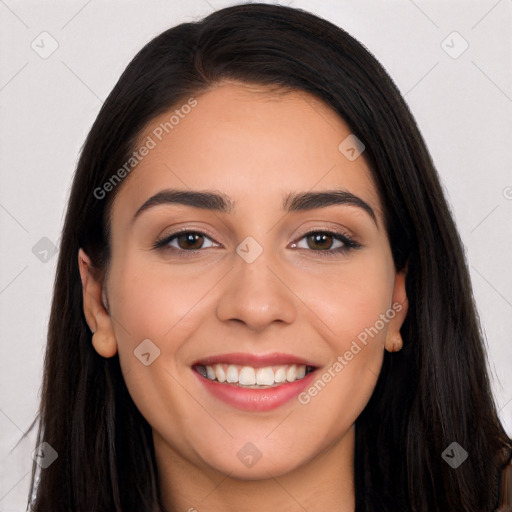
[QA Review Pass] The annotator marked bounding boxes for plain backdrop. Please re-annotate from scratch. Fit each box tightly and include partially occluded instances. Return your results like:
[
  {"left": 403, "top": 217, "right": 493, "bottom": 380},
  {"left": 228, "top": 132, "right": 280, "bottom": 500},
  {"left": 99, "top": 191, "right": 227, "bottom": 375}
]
[{"left": 1, "top": 0, "right": 511, "bottom": 509}]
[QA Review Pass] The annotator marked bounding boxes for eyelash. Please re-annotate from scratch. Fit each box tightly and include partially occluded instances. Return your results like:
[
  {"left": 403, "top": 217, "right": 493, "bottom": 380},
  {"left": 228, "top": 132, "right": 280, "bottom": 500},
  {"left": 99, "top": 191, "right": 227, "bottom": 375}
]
[{"left": 153, "top": 228, "right": 361, "bottom": 258}]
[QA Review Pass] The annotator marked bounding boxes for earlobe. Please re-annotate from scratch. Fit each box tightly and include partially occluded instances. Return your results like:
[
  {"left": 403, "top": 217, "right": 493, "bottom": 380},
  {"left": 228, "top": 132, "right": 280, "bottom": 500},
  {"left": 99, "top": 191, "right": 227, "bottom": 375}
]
[
  {"left": 386, "top": 332, "right": 404, "bottom": 353},
  {"left": 91, "top": 308, "right": 118, "bottom": 358},
  {"left": 384, "top": 269, "right": 408, "bottom": 353},
  {"left": 78, "top": 248, "right": 118, "bottom": 358}
]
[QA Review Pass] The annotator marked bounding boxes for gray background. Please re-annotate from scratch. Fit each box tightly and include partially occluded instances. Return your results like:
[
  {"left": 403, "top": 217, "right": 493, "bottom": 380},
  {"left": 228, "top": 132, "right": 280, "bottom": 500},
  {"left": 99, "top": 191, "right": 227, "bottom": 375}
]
[{"left": 1, "top": 0, "right": 511, "bottom": 509}]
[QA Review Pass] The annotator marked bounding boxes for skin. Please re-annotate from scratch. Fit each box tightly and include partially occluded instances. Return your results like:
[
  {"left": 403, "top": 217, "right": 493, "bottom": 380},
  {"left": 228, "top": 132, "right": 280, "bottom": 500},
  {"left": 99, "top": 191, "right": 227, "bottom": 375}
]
[{"left": 78, "top": 82, "right": 408, "bottom": 512}]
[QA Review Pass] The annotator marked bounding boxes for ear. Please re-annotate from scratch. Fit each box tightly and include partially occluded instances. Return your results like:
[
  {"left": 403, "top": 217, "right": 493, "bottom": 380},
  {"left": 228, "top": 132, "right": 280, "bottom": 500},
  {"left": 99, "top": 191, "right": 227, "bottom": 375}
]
[
  {"left": 78, "top": 248, "right": 117, "bottom": 358},
  {"left": 384, "top": 268, "right": 408, "bottom": 353}
]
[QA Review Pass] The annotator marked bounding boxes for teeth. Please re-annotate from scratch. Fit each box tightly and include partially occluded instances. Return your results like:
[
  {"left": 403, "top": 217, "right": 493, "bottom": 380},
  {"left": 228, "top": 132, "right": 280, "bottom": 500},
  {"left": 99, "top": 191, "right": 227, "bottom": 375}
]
[
  {"left": 226, "top": 365, "right": 238, "bottom": 383},
  {"left": 256, "top": 367, "right": 274, "bottom": 386},
  {"left": 199, "top": 363, "right": 311, "bottom": 387},
  {"left": 214, "top": 364, "right": 226, "bottom": 383},
  {"left": 206, "top": 366, "right": 216, "bottom": 380},
  {"left": 239, "top": 366, "right": 256, "bottom": 385},
  {"left": 286, "top": 364, "right": 297, "bottom": 382},
  {"left": 274, "top": 367, "right": 287, "bottom": 383}
]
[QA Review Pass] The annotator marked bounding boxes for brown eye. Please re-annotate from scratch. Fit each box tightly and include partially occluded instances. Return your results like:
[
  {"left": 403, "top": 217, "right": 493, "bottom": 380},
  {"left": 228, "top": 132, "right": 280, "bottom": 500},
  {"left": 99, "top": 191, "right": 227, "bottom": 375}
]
[
  {"left": 306, "top": 233, "right": 336, "bottom": 250},
  {"left": 175, "top": 232, "right": 206, "bottom": 250},
  {"left": 296, "top": 231, "right": 344, "bottom": 251},
  {"left": 154, "top": 231, "right": 217, "bottom": 252},
  {"left": 291, "top": 230, "right": 360, "bottom": 257}
]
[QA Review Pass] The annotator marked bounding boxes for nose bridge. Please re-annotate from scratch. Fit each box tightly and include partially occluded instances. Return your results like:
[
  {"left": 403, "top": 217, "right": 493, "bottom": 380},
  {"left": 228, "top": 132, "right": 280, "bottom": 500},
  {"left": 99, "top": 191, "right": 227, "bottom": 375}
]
[{"left": 215, "top": 235, "right": 297, "bottom": 330}]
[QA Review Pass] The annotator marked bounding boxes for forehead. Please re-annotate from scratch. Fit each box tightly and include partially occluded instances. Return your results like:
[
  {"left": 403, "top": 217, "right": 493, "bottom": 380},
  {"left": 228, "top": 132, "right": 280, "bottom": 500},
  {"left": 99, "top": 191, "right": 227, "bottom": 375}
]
[{"left": 110, "top": 81, "right": 382, "bottom": 223}]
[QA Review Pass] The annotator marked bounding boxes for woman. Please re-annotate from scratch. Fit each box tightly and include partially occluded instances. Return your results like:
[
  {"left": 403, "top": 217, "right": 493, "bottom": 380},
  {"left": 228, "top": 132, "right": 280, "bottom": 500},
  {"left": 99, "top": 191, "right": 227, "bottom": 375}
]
[{"left": 26, "top": 3, "right": 511, "bottom": 511}]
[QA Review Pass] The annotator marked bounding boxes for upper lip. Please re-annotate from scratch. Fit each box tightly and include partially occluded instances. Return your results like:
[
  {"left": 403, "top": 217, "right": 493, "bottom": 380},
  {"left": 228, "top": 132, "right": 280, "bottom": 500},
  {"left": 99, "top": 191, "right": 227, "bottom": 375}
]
[{"left": 192, "top": 352, "right": 317, "bottom": 368}]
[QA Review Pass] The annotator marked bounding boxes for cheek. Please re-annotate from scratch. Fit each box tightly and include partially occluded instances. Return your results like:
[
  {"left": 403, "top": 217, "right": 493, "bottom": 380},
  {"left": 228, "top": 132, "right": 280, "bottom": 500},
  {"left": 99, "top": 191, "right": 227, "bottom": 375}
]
[
  {"left": 104, "top": 254, "right": 204, "bottom": 432},
  {"left": 107, "top": 251, "right": 221, "bottom": 343},
  {"left": 305, "top": 250, "right": 395, "bottom": 346},
  {"left": 297, "top": 251, "right": 394, "bottom": 410},
  {"left": 105, "top": 250, "right": 230, "bottom": 408}
]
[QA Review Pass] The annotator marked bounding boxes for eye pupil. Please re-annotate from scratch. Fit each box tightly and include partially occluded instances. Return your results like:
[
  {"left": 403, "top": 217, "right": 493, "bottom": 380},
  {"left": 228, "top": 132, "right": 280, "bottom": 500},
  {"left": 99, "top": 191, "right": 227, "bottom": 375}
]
[
  {"left": 308, "top": 233, "right": 333, "bottom": 250},
  {"left": 178, "top": 233, "right": 203, "bottom": 250}
]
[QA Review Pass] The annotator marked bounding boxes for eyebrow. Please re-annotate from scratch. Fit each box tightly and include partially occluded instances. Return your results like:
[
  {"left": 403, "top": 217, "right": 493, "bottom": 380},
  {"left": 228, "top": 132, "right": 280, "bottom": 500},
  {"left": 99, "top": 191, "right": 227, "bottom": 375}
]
[{"left": 132, "top": 188, "right": 377, "bottom": 225}]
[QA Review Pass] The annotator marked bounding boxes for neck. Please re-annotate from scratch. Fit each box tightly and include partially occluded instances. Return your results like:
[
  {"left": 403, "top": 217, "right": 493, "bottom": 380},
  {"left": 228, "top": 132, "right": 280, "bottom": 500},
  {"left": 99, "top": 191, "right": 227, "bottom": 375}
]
[{"left": 154, "top": 426, "right": 356, "bottom": 512}]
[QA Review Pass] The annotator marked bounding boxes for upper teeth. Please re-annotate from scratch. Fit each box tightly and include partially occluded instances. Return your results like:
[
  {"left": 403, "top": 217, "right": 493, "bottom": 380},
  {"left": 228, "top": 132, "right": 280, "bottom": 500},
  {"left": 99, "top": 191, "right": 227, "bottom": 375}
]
[{"left": 198, "top": 363, "right": 308, "bottom": 387}]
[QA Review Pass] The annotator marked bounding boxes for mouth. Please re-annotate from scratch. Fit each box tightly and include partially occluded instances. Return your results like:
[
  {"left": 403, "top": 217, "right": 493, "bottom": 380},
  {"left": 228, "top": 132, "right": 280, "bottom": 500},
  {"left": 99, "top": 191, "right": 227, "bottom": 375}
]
[
  {"left": 193, "top": 362, "right": 316, "bottom": 388},
  {"left": 191, "top": 353, "right": 319, "bottom": 411}
]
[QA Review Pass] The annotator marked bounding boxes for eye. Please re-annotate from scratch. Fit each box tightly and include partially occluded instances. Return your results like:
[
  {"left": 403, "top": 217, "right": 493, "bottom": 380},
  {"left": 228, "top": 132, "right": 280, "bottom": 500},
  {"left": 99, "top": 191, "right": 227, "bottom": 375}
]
[
  {"left": 154, "top": 230, "right": 218, "bottom": 252},
  {"left": 291, "top": 230, "right": 360, "bottom": 256}
]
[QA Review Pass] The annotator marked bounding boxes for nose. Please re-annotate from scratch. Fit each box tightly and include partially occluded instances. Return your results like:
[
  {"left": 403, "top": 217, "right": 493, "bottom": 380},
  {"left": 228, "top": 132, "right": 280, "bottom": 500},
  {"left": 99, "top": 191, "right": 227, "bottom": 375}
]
[{"left": 215, "top": 246, "right": 297, "bottom": 332}]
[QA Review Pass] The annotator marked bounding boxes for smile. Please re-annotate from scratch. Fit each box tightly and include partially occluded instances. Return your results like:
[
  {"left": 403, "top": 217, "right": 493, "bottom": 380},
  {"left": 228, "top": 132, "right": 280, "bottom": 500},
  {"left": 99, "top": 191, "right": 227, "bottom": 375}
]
[
  {"left": 191, "top": 353, "right": 319, "bottom": 411},
  {"left": 194, "top": 363, "right": 315, "bottom": 388}
]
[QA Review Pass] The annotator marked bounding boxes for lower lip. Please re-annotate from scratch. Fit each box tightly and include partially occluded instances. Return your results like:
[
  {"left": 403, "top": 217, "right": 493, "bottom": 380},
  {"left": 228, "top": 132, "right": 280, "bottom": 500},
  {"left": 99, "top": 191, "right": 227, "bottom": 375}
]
[{"left": 193, "top": 369, "right": 317, "bottom": 411}]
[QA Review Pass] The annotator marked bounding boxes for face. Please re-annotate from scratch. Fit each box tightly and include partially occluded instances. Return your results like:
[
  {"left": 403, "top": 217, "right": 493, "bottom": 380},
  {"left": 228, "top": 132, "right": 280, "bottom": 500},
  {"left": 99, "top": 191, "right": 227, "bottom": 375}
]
[{"left": 80, "top": 82, "right": 407, "bottom": 481}]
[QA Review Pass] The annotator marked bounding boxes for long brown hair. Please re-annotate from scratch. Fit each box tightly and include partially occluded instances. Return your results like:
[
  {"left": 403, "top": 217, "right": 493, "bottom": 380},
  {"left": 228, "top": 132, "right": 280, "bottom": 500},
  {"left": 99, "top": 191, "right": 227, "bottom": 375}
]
[{"left": 26, "top": 3, "right": 511, "bottom": 511}]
